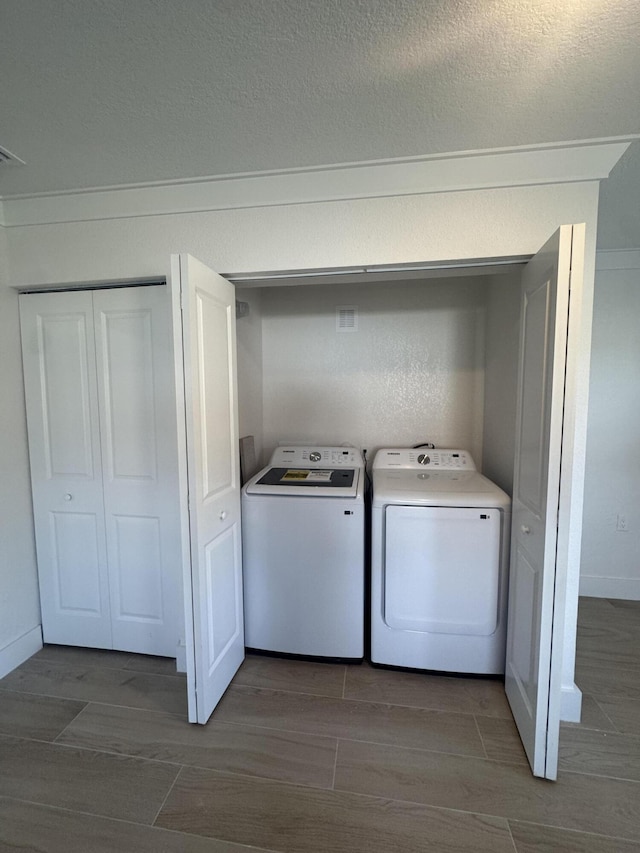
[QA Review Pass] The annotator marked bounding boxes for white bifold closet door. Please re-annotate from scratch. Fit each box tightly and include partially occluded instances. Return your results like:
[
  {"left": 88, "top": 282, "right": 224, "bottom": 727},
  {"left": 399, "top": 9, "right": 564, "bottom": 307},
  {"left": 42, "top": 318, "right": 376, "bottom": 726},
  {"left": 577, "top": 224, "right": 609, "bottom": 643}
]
[
  {"left": 20, "top": 285, "right": 181, "bottom": 656},
  {"left": 505, "top": 223, "right": 585, "bottom": 780},
  {"left": 170, "top": 254, "right": 245, "bottom": 723}
]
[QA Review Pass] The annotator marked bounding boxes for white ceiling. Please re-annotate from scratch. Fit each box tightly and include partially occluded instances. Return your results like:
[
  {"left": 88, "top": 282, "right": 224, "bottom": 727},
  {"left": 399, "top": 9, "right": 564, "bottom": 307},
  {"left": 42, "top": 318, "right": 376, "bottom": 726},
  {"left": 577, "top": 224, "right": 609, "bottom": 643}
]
[{"left": 1, "top": 0, "right": 639, "bottom": 197}]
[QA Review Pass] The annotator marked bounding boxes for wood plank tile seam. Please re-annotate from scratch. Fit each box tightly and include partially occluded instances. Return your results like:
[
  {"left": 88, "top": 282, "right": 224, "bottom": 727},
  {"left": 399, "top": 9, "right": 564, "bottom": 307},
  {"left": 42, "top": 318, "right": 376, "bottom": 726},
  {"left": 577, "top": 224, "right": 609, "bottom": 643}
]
[
  {"left": 1, "top": 598, "right": 640, "bottom": 852},
  {"left": 151, "top": 764, "right": 187, "bottom": 826},
  {"left": 474, "top": 713, "right": 493, "bottom": 761}
]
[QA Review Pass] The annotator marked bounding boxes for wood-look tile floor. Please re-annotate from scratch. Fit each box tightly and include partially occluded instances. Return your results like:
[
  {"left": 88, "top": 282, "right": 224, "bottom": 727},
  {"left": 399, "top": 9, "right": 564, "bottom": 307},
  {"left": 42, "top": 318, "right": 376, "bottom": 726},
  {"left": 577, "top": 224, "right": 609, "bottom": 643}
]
[{"left": 1, "top": 598, "right": 639, "bottom": 852}]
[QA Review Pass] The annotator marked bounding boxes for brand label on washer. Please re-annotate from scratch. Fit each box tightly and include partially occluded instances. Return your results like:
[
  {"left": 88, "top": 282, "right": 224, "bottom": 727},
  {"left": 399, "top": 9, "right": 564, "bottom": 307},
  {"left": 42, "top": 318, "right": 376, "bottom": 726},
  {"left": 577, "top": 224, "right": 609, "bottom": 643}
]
[
  {"left": 280, "top": 469, "right": 332, "bottom": 482},
  {"left": 255, "top": 467, "right": 355, "bottom": 489}
]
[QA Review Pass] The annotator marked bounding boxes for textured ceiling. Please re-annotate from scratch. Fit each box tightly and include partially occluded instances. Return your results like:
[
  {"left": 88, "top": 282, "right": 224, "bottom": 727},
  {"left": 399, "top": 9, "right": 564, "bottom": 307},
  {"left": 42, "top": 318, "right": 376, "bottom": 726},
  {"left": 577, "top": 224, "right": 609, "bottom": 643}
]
[{"left": 1, "top": 0, "right": 639, "bottom": 196}]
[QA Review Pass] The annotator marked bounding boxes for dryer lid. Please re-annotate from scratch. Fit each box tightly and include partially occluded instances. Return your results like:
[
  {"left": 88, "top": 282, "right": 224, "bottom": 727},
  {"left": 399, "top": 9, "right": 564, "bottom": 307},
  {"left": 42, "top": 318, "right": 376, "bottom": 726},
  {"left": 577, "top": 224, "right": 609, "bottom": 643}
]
[{"left": 371, "top": 447, "right": 509, "bottom": 507}]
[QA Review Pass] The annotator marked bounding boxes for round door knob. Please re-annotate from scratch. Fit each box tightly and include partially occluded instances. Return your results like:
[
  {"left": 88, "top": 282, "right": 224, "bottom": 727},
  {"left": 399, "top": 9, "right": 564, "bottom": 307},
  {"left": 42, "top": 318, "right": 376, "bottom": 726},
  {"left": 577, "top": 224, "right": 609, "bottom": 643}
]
[
  {"left": 521, "top": 525, "right": 531, "bottom": 534},
  {"left": 64, "top": 493, "right": 73, "bottom": 501},
  {"left": 219, "top": 510, "right": 227, "bottom": 521}
]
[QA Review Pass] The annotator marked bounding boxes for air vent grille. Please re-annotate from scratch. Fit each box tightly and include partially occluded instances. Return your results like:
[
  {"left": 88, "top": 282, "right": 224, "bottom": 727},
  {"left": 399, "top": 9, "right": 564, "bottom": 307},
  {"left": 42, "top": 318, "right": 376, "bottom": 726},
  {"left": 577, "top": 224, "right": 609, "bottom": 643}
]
[
  {"left": 0, "top": 145, "right": 25, "bottom": 167},
  {"left": 336, "top": 305, "right": 358, "bottom": 332}
]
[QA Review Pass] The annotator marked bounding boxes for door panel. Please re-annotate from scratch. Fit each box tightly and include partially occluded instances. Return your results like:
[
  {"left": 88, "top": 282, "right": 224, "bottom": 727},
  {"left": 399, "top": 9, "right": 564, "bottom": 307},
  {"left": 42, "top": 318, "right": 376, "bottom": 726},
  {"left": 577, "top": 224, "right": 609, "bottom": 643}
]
[
  {"left": 197, "top": 290, "right": 234, "bottom": 497},
  {"left": 49, "top": 511, "right": 103, "bottom": 615},
  {"left": 20, "top": 291, "right": 112, "bottom": 648},
  {"left": 170, "top": 254, "right": 244, "bottom": 724},
  {"left": 517, "top": 279, "right": 550, "bottom": 514},
  {"left": 509, "top": 543, "right": 538, "bottom": 713},
  {"left": 94, "top": 286, "right": 181, "bottom": 657},
  {"left": 205, "top": 525, "right": 242, "bottom": 662},
  {"left": 505, "top": 224, "right": 582, "bottom": 780},
  {"left": 39, "top": 313, "right": 96, "bottom": 479},
  {"left": 97, "top": 306, "right": 157, "bottom": 480},
  {"left": 111, "top": 515, "right": 164, "bottom": 621}
]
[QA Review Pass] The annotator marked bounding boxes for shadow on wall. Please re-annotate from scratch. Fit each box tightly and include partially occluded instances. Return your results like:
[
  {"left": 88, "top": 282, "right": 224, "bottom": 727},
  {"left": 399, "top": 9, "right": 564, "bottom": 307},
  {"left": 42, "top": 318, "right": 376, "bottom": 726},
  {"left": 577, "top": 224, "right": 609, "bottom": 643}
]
[{"left": 597, "top": 139, "right": 640, "bottom": 250}]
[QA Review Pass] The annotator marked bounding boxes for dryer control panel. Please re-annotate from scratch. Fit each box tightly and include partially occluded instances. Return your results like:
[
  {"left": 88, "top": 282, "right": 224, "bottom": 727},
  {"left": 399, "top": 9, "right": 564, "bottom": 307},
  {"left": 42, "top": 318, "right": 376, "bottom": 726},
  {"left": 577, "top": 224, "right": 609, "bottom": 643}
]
[
  {"left": 270, "top": 446, "right": 364, "bottom": 468},
  {"left": 373, "top": 449, "right": 476, "bottom": 471}
]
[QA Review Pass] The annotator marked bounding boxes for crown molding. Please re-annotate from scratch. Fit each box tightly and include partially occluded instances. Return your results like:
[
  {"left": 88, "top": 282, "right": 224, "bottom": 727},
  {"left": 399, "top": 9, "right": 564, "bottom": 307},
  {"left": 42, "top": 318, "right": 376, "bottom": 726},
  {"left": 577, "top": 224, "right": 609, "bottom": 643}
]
[{"left": 1, "top": 136, "right": 636, "bottom": 228}]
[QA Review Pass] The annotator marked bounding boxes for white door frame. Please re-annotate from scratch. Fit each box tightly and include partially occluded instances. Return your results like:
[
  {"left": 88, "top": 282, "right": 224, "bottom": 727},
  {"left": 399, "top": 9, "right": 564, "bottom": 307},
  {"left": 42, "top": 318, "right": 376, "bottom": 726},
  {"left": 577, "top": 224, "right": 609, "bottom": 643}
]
[{"left": 549, "top": 223, "right": 588, "bottom": 728}]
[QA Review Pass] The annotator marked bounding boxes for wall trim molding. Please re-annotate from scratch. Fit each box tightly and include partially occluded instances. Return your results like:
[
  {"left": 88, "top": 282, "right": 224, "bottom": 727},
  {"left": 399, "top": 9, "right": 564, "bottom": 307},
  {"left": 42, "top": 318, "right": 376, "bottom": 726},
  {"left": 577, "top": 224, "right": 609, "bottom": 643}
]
[
  {"left": 580, "top": 576, "right": 640, "bottom": 600},
  {"left": 0, "top": 625, "right": 42, "bottom": 679},
  {"left": 596, "top": 248, "right": 640, "bottom": 270},
  {"left": 1, "top": 137, "right": 634, "bottom": 228},
  {"left": 561, "top": 683, "right": 583, "bottom": 723}
]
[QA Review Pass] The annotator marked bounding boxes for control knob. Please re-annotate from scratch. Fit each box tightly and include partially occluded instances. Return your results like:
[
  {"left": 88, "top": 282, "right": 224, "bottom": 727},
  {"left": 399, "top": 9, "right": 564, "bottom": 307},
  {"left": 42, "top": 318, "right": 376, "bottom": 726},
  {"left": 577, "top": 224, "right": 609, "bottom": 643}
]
[{"left": 417, "top": 453, "right": 431, "bottom": 465}]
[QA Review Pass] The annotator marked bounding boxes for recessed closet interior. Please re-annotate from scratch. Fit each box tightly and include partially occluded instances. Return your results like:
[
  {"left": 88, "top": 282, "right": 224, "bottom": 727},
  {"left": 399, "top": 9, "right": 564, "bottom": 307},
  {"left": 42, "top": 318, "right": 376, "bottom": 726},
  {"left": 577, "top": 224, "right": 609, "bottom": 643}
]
[{"left": 235, "top": 267, "right": 523, "bottom": 498}]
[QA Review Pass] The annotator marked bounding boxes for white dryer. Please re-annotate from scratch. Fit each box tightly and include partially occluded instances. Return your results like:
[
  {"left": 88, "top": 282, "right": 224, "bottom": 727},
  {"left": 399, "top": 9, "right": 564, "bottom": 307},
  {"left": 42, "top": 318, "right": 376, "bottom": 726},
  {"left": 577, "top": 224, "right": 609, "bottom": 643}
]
[
  {"left": 242, "top": 446, "right": 365, "bottom": 660},
  {"left": 371, "top": 448, "right": 511, "bottom": 674}
]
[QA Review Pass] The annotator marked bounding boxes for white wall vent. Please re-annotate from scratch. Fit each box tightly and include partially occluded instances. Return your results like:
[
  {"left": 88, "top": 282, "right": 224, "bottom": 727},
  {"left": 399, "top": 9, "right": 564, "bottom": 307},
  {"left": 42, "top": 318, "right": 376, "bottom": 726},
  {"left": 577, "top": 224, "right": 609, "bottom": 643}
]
[
  {"left": 336, "top": 305, "right": 358, "bottom": 332},
  {"left": 0, "top": 145, "right": 25, "bottom": 167}
]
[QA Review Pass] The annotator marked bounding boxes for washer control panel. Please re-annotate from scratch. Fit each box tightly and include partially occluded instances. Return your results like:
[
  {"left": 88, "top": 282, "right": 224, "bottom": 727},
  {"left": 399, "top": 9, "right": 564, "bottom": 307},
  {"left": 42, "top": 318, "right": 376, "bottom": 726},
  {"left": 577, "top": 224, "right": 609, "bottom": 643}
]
[
  {"left": 270, "top": 446, "right": 363, "bottom": 467},
  {"left": 373, "top": 449, "right": 476, "bottom": 471}
]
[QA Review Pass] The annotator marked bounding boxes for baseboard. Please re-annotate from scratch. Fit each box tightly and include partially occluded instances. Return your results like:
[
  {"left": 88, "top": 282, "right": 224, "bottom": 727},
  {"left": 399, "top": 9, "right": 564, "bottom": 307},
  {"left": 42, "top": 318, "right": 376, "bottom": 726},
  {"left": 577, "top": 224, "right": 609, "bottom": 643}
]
[
  {"left": 0, "top": 625, "right": 43, "bottom": 679},
  {"left": 560, "top": 682, "right": 583, "bottom": 723},
  {"left": 580, "top": 575, "right": 640, "bottom": 600},
  {"left": 176, "top": 639, "right": 187, "bottom": 673}
]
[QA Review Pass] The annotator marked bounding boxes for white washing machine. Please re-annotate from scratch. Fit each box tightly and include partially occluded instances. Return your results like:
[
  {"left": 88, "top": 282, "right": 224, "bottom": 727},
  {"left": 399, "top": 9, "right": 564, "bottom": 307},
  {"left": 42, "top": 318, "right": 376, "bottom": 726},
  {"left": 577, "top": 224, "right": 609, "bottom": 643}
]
[
  {"left": 242, "top": 446, "right": 365, "bottom": 660},
  {"left": 371, "top": 448, "right": 511, "bottom": 674}
]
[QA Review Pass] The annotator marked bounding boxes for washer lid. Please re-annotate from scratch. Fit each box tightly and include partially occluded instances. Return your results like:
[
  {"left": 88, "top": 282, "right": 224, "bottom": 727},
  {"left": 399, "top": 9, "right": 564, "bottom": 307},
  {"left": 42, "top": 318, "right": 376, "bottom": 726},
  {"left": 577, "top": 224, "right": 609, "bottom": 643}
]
[
  {"left": 245, "top": 465, "right": 360, "bottom": 497},
  {"left": 373, "top": 468, "right": 511, "bottom": 508}
]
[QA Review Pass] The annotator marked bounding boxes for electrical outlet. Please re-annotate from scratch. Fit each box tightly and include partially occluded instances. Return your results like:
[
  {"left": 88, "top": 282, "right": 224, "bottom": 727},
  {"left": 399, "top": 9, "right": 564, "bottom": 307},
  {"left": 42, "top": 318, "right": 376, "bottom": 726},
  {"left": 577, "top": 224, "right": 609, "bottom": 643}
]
[{"left": 616, "top": 514, "right": 629, "bottom": 532}]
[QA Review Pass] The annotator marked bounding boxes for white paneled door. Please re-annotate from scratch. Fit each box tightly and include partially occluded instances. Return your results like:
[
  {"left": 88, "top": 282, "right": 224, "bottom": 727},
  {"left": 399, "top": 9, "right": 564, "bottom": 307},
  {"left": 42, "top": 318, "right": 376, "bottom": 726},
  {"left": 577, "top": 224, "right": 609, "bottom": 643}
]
[
  {"left": 505, "top": 224, "right": 585, "bottom": 780},
  {"left": 93, "top": 287, "right": 181, "bottom": 656},
  {"left": 20, "top": 286, "right": 181, "bottom": 656},
  {"left": 170, "top": 255, "right": 244, "bottom": 724},
  {"left": 20, "top": 291, "right": 111, "bottom": 648}
]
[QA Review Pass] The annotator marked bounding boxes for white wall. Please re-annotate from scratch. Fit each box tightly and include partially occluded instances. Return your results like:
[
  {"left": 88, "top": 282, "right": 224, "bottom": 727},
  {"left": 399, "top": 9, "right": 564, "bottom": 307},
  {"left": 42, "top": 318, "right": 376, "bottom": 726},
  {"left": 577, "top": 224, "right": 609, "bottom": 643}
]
[
  {"left": 235, "top": 287, "right": 264, "bottom": 468},
  {"left": 0, "top": 224, "right": 42, "bottom": 676},
  {"left": 482, "top": 272, "right": 522, "bottom": 494},
  {"left": 260, "top": 277, "right": 488, "bottom": 464},
  {"left": 5, "top": 183, "right": 600, "bottom": 287},
  {"left": 582, "top": 141, "right": 640, "bottom": 600},
  {"left": 581, "top": 251, "right": 640, "bottom": 599}
]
